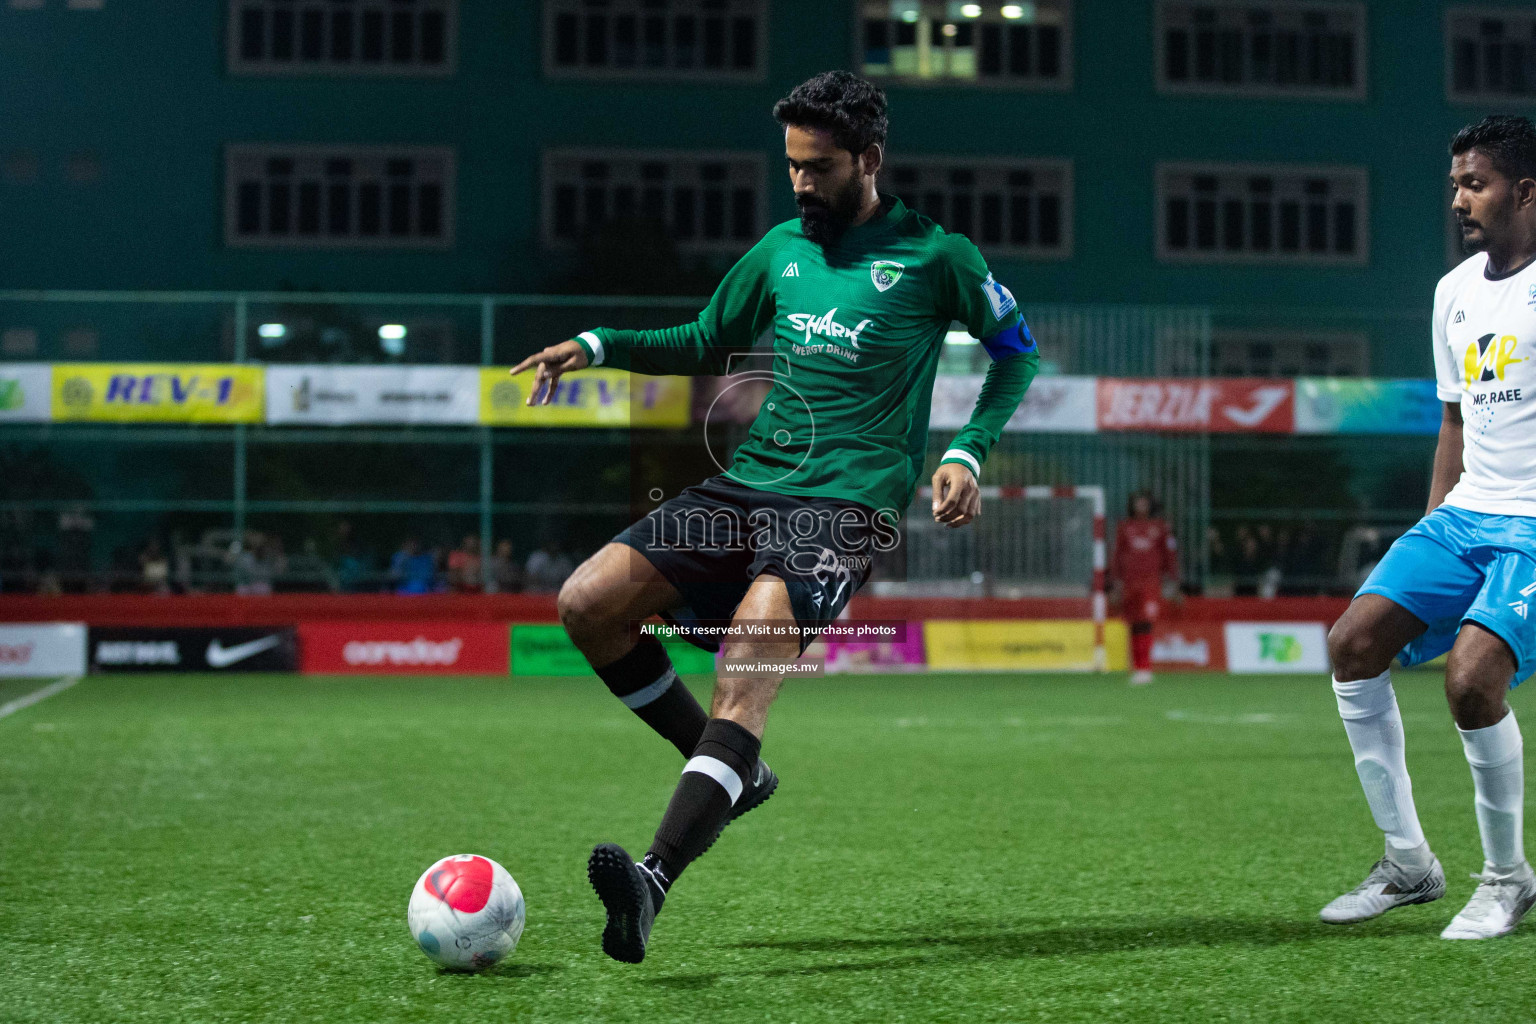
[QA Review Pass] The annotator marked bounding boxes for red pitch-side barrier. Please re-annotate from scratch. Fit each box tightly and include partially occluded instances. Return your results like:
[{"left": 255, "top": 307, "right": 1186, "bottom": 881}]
[{"left": 0, "top": 593, "right": 1352, "bottom": 627}]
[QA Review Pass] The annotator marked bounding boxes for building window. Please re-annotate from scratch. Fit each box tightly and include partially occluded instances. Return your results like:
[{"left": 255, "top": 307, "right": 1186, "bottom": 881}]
[
  {"left": 1, "top": 328, "right": 39, "bottom": 357},
  {"left": 1212, "top": 331, "right": 1368, "bottom": 376},
  {"left": 545, "top": 0, "right": 765, "bottom": 80},
  {"left": 1157, "top": 1, "right": 1365, "bottom": 99},
  {"left": 1447, "top": 8, "right": 1536, "bottom": 101},
  {"left": 543, "top": 150, "right": 764, "bottom": 253},
  {"left": 225, "top": 145, "right": 454, "bottom": 248},
  {"left": 885, "top": 158, "right": 1072, "bottom": 258},
  {"left": 227, "top": 0, "right": 457, "bottom": 76},
  {"left": 1157, "top": 163, "right": 1368, "bottom": 265},
  {"left": 861, "top": 0, "right": 1072, "bottom": 88}
]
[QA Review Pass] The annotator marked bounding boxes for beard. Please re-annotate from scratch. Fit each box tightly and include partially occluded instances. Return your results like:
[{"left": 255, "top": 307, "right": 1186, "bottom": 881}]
[
  {"left": 797, "top": 174, "right": 866, "bottom": 247},
  {"left": 1458, "top": 217, "right": 1487, "bottom": 253}
]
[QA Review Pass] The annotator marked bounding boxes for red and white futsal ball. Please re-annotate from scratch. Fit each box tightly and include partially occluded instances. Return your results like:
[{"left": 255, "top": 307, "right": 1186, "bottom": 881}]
[{"left": 407, "top": 854, "right": 525, "bottom": 971}]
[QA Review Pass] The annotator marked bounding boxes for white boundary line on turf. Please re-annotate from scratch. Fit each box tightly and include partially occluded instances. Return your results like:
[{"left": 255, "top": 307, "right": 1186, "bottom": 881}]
[{"left": 0, "top": 676, "right": 81, "bottom": 721}]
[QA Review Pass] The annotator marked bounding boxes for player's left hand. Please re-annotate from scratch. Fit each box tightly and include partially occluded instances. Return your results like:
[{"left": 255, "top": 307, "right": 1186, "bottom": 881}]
[{"left": 931, "top": 463, "right": 980, "bottom": 529}]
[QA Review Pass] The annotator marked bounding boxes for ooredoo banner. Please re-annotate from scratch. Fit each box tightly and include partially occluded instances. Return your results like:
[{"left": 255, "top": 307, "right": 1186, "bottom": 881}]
[
  {"left": 0, "top": 623, "right": 87, "bottom": 677},
  {"left": 265, "top": 365, "right": 481, "bottom": 425},
  {"left": 299, "top": 621, "right": 509, "bottom": 675}
]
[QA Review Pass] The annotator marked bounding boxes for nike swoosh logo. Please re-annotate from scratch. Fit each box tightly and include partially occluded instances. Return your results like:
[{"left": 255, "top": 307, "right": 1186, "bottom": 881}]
[{"left": 206, "top": 635, "right": 282, "bottom": 668}]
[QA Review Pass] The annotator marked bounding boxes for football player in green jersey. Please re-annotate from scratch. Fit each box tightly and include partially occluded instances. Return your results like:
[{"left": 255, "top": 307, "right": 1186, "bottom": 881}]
[{"left": 510, "top": 71, "right": 1040, "bottom": 963}]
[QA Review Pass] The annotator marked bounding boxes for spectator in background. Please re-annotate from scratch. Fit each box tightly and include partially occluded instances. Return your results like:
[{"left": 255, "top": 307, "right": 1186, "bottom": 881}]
[
  {"left": 1206, "top": 526, "right": 1230, "bottom": 579},
  {"left": 335, "top": 544, "right": 370, "bottom": 594},
  {"left": 487, "top": 539, "right": 523, "bottom": 594},
  {"left": 524, "top": 538, "right": 574, "bottom": 593},
  {"left": 389, "top": 537, "right": 438, "bottom": 594},
  {"left": 56, "top": 506, "right": 94, "bottom": 593},
  {"left": 139, "top": 539, "right": 170, "bottom": 595},
  {"left": 1231, "top": 525, "right": 1263, "bottom": 597},
  {"left": 233, "top": 533, "right": 284, "bottom": 595},
  {"left": 1111, "top": 491, "right": 1180, "bottom": 686},
  {"left": 447, "top": 534, "right": 484, "bottom": 593}
]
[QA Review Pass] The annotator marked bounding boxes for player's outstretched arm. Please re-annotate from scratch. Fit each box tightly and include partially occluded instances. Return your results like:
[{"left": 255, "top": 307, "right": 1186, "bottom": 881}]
[
  {"left": 508, "top": 339, "right": 590, "bottom": 406},
  {"left": 564, "top": 230, "right": 783, "bottom": 377}
]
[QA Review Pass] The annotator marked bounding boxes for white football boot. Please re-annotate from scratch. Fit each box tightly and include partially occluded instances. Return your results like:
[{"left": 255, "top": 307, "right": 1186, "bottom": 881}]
[
  {"left": 1319, "top": 849, "right": 1446, "bottom": 924},
  {"left": 1440, "top": 861, "right": 1536, "bottom": 940},
  {"left": 1130, "top": 670, "right": 1154, "bottom": 686}
]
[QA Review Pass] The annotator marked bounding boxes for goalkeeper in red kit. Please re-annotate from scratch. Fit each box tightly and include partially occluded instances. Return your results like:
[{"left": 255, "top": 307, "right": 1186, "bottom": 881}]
[{"left": 1112, "top": 491, "right": 1179, "bottom": 685}]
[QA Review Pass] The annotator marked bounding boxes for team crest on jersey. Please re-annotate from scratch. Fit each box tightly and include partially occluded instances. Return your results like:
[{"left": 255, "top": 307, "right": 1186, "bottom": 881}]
[
  {"left": 871, "top": 260, "right": 904, "bottom": 292},
  {"left": 1528, "top": 283, "right": 1536, "bottom": 310},
  {"left": 1463, "top": 333, "right": 1526, "bottom": 386}
]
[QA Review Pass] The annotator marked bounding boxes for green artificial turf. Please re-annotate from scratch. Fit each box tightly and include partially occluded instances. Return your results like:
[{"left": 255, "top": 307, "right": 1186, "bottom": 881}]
[{"left": 1, "top": 670, "right": 1531, "bottom": 1023}]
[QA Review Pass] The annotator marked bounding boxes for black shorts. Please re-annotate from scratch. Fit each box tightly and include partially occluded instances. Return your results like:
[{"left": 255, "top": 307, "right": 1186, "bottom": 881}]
[{"left": 613, "top": 474, "right": 885, "bottom": 655}]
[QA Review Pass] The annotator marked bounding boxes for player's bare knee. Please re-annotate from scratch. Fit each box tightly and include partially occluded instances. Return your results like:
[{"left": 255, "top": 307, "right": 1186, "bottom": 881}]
[
  {"left": 1328, "top": 620, "right": 1388, "bottom": 681},
  {"left": 1444, "top": 653, "right": 1509, "bottom": 728},
  {"left": 556, "top": 572, "right": 608, "bottom": 646}
]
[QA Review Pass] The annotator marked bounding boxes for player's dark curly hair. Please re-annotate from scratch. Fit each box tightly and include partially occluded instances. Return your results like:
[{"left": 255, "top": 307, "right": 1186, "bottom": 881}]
[
  {"left": 772, "top": 71, "right": 888, "bottom": 157},
  {"left": 1451, "top": 114, "right": 1536, "bottom": 183}
]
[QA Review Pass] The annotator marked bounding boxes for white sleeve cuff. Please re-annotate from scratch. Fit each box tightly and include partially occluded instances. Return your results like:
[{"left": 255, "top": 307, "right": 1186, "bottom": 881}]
[
  {"left": 578, "top": 330, "right": 605, "bottom": 366},
  {"left": 941, "top": 448, "right": 981, "bottom": 478}
]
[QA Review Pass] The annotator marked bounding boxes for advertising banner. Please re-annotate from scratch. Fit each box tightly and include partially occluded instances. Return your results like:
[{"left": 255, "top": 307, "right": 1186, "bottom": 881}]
[
  {"left": 510, "top": 623, "right": 715, "bottom": 676},
  {"left": 265, "top": 365, "right": 481, "bottom": 425},
  {"left": 930, "top": 374, "right": 1098, "bottom": 433},
  {"left": 299, "top": 621, "right": 509, "bottom": 675},
  {"left": 1223, "top": 621, "right": 1330, "bottom": 673},
  {"left": 481, "top": 368, "right": 690, "bottom": 427},
  {"left": 924, "top": 619, "right": 1129, "bottom": 672},
  {"left": 1096, "top": 378, "right": 1294, "bottom": 433},
  {"left": 88, "top": 627, "right": 296, "bottom": 673},
  {"left": 1149, "top": 621, "right": 1228, "bottom": 672},
  {"left": 0, "top": 363, "right": 54, "bottom": 423},
  {"left": 52, "top": 364, "right": 264, "bottom": 423},
  {"left": 0, "top": 623, "right": 87, "bottom": 678},
  {"left": 1294, "top": 378, "right": 1441, "bottom": 435}
]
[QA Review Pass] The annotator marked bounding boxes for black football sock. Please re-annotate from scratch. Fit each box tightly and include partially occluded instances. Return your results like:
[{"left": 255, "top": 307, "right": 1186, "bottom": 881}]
[
  {"left": 595, "top": 635, "right": 708, "bottom": 757},
  {"left": 647, "top": 718, "right": 761, "bottom": 882}
]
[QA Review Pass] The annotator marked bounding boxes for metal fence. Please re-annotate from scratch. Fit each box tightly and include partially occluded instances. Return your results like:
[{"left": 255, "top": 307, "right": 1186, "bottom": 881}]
[{"left": 2, "top": 290, "right": 1228, "bottom": 595}]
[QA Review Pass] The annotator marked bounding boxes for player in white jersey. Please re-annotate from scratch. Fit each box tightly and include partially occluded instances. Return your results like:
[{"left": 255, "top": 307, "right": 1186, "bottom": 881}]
[{"left": 1321, "top": 115, "right": 1536, "bottom": 939}]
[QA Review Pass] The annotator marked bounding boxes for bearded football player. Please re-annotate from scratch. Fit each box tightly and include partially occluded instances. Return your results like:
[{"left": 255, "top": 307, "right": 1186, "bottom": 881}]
[{"left": 510, "top": 70, "right": 1040, "bottom": 963}]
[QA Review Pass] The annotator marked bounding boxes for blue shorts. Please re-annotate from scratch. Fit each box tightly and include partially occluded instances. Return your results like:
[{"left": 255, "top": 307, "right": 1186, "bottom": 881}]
[{"left": 1358, "top": 505, "right": 1536, "bottom": 687}]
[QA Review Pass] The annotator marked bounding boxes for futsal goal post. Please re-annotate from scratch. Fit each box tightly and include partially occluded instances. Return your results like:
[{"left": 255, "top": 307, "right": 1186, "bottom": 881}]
[{"left": 872, "top": 484, "right": 1109, "bottom": 671}]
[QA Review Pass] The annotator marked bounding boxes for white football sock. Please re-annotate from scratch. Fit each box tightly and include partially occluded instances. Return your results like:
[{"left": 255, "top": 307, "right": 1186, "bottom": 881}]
[
  {"left": 1458, "top": 710, "right": 1525, "bottom": 873},
  {"left": 1333, "top": 670, "right": 1427, "bottom": 852}
]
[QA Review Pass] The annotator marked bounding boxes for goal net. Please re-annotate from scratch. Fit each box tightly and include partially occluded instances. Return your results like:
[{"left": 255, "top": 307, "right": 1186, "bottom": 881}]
[{"left": 864, "top": 485, "right": 1108, "bottom": 671}]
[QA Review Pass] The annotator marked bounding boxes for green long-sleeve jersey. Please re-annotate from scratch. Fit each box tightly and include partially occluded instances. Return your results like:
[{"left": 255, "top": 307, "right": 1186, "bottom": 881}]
[{"left": 573, "top": 195, "right": 1039, "bottom": 514}]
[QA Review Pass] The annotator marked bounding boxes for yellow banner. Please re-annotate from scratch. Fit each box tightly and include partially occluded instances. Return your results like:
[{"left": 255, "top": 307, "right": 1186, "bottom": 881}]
[
  {"left": 924, "top": 619, "right": 1129, "bottom": 672},
  {"left": 480, "top": 368, "right": 690, "bottom": 427},
  {"left": 52, "top": 364, "right": 264, "bottom": 423}
]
